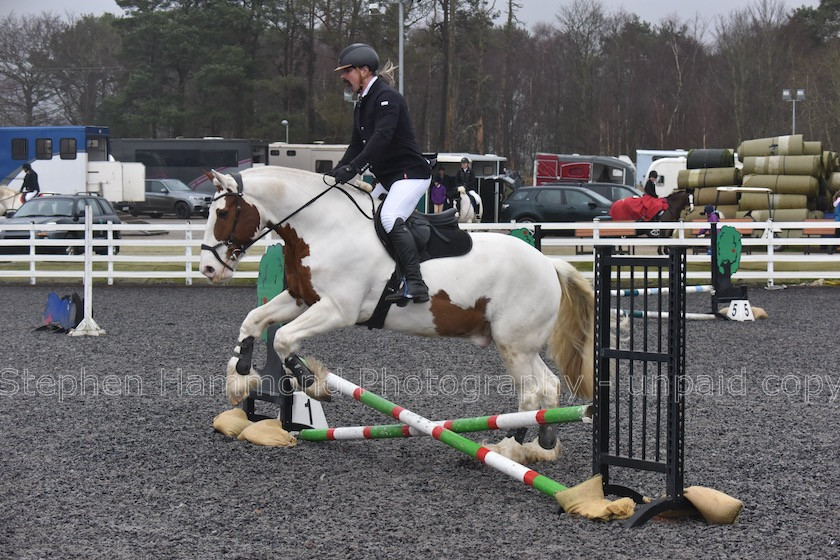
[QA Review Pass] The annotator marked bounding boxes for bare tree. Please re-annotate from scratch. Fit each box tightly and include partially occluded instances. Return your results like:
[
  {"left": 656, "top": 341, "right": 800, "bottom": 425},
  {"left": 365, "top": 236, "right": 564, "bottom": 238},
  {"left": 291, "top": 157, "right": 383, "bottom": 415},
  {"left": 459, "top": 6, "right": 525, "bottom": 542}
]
[
  {"left": 49, "top": 15, "right": 122, "bottom": 125},
  {"left": 556, "top": 0, "right": 606, "bottom": 152},
  {"left": 712, "top": 0, "right": 799, "bottom": 141},
  {"left": 0, "top": 13, "right": 66, "bottom": 126}
]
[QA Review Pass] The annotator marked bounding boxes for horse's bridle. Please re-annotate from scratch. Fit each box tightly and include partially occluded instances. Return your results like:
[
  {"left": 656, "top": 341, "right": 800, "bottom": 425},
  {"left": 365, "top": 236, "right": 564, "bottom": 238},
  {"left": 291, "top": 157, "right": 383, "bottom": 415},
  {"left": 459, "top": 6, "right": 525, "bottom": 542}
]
[{"left": 200, "top": 173, "right": 374, "bottom": 272}]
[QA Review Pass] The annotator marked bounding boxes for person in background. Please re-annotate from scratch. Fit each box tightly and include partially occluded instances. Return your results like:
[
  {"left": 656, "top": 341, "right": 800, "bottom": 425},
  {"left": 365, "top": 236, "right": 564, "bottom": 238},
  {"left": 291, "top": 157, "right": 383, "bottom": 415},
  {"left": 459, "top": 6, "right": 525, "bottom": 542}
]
[
  {"left": 20, "top": 163, "right": 40, "bottom": 202},
  {"left": 643, "top": 170, "right": 658, "bottom": 198},
  {"left": 434, "top": 166, "right": 452, "bottom": 208},
  {"left": 698, "top": 204, "right": 721, "bottom": 254},
  {"left": 833, "top": 190, "right": 840, "bottom": 221},
  {"left": 327, "top": 43, "right": 431, "bottom": 304},
  {"left": 430, "top": 174, "right": 447, "bottom": 213},
  {"left": 455, "top": 157, "right": 480, "bottom": 213}
]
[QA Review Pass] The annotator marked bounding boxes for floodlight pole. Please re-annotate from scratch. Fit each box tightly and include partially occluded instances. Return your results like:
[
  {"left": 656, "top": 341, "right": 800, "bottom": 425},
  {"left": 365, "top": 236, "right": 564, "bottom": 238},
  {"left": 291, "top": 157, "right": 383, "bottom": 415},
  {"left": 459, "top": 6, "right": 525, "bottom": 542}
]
[
  {"left": 782, "top": 88, "right": 805, "bottom": 135},
  {"left": 398, "top": 0, "right": 405, "bottom": 94},
  {"left": 368, "top": 1, "right": 407, "bottom": 95}
]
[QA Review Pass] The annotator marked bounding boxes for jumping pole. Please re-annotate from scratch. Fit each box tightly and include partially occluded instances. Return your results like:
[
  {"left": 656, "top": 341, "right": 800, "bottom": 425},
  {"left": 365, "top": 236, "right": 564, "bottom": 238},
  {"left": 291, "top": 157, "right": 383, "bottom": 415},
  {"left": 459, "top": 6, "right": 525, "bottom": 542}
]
[
  {"left": 299, "top": 405, "right": 591, "bottom": 442},
  {"left": 323, "top": 372, "right": 570, "bottom": 499},
  {"left": 616, "top": 309, "right": 717, "bottom": 321},
  {"left": 611, "top": 285, "right": 712, "bottom": 297}
]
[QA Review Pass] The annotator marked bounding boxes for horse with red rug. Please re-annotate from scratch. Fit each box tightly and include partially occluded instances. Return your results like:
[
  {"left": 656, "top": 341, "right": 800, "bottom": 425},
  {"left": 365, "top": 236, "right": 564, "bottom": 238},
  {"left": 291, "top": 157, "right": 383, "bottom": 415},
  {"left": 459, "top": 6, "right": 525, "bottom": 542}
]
[{"left": 609, "top": 190, "right": 694, "bottom": 245}]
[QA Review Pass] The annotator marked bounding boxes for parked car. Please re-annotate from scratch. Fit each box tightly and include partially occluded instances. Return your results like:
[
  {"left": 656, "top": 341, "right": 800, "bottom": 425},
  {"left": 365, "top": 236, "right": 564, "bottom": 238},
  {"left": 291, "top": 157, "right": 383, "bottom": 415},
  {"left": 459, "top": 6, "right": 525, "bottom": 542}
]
[
  {"left": 499, "top": 185, "right": 613, "bottom": 226},
  {"left": 0, "top": 193, "right": 121, "bottom": 254},
  {"left": 541, "top": 181, "right": 641, "bottom": 202},
  {"left": 128, "top": 179, "right": 212, "bottom": 219}
]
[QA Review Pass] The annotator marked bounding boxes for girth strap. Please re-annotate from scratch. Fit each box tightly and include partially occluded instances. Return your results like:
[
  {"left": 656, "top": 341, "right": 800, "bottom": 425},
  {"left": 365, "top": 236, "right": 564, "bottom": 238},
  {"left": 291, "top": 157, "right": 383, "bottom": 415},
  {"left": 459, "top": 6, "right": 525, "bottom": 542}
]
[{"left": 358, "top": 269, "right": 405, "bottom": 330}]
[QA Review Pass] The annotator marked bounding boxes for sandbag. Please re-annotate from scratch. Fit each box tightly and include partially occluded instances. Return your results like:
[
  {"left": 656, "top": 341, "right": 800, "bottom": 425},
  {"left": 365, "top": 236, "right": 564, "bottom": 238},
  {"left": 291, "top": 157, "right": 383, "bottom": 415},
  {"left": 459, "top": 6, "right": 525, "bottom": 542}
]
[
  {"left": 737, "top": 134, "right": 804, "bottom": 160},
  {"left": 238, "top": 419, "right": 297, "bottom": 447},
  {"left": 686, "top": 148, "right": 735, "bottom": 170},
  {"left": 742, "top": 174, "right": 819, "bottom": 197},
  {"left": 213, "top": 408, "right": 252, "bottom": 437},
  {"left": 742, "top": 155, "right": 822, "bottom": 177},
  {"left": 738, "top": 193, "right": 807, "bottom": 211},
  {"left": 553, "top": 475, "right": 636, "bottom": 521},
  {"left": 683, "top": 486, "right": 744, "bottom": 524},
  {"left": 693, "top": 186, "right": 738, "bottom": 205},
  {"left": 677, "top": 167, "right": 741, "bottom": 189},
  {"left": 803, "top": 140, "right": 822, "bottom": 155}
]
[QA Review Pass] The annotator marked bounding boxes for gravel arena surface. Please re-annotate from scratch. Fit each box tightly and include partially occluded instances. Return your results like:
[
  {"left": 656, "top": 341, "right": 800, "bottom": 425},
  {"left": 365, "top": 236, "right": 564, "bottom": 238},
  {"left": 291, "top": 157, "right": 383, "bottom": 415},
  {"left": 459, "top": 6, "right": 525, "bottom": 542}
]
[{"left": 1, "top": 283, "right": 839, "bottom": 559}]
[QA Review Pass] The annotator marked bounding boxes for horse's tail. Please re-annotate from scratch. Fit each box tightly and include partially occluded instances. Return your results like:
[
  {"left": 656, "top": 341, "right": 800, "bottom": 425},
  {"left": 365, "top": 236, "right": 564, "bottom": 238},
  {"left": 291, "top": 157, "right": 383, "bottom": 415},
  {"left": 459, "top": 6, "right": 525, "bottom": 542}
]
[{"left": 549, "top": 259, "right": 594, "bottom": 400}]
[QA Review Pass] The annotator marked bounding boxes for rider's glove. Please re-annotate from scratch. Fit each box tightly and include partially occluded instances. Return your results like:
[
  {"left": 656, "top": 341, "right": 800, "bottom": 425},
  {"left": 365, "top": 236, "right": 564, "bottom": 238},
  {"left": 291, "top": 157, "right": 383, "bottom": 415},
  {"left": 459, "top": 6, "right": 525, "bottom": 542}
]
[{"left": 327, "top": 163, "right": 358, "bottom": 184}]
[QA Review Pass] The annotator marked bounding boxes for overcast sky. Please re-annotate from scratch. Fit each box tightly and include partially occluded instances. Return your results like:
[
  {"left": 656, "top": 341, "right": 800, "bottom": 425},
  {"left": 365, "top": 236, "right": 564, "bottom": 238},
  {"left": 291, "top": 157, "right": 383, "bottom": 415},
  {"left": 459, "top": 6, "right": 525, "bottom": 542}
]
[{"left": 3, "top": 0, "right": 822, "bottom": 31}]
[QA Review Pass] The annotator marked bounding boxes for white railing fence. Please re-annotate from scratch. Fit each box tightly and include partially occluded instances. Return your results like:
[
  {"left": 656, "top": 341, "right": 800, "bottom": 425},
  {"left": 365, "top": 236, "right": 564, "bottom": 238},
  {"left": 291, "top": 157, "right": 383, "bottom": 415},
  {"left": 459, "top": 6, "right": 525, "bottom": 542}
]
[{"left": 1, "top": 217, "right": 839, "bottom": 286}]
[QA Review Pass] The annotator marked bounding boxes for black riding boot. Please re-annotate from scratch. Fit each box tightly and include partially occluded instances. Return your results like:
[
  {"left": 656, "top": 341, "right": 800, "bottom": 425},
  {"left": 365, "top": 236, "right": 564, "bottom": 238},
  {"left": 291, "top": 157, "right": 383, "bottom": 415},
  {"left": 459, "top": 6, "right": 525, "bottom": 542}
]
[{"left": 383, "top": 218, "right": 429, "bottom": 304}]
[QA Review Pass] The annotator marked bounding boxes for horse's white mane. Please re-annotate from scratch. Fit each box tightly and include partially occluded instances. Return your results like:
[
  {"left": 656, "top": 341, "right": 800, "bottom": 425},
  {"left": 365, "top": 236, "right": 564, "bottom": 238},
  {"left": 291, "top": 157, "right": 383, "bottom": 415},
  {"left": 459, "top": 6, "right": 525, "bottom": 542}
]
[{"left": 230, "top": 166, "right": 374, "bottom": 199}]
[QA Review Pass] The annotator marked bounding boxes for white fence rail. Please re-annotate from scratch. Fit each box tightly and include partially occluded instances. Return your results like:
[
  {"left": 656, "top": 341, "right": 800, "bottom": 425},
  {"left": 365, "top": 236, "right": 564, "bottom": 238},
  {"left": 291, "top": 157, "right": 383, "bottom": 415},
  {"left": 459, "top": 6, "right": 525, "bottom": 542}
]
[{"left": 1, "top": 218, "right": 838, "bottom": 286}]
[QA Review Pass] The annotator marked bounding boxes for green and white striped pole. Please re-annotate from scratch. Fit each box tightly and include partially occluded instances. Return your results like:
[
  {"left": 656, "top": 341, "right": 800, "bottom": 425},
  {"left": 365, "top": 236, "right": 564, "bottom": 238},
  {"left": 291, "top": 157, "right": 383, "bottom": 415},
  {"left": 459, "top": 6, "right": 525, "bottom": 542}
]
[
  {"left": 299, "top": 405, "right": 591, "bottom": 442},
  {"left": 325, "top": 372, "right": 571, "bottom": 499}
]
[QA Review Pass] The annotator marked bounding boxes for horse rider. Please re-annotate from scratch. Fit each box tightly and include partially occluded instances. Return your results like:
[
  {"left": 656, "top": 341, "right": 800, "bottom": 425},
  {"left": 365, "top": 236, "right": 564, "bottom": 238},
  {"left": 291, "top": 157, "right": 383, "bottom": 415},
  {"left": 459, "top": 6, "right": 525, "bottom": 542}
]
[
  {"left": 456, "top": 156, "right": 480, "bottom": 214},
  {"left": 20, "top": 163, "right": 40, "bottom": 202},
  {"left": 327, "top": 43, "right": 432, "bottom": 304},
  {"left": 643, "top": 170, "right": 658, "bottom": 198}
]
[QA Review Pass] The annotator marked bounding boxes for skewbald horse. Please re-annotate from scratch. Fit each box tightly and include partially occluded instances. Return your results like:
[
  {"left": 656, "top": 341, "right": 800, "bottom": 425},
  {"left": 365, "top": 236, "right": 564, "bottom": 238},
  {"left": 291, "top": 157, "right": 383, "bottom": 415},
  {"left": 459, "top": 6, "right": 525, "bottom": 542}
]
[{"left": 199, "top": 166, "right": 595, "bottom": 459}]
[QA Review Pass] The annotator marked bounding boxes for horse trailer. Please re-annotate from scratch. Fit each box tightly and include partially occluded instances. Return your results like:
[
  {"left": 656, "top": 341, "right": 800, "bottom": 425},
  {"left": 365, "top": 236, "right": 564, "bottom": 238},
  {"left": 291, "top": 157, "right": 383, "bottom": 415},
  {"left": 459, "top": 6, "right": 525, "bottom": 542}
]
[
  {"left": 533, "top": 153, "right": 635, "bottom": 187},
  {"left": 0, "top": 126, "right": 144, "bottom": 203}
]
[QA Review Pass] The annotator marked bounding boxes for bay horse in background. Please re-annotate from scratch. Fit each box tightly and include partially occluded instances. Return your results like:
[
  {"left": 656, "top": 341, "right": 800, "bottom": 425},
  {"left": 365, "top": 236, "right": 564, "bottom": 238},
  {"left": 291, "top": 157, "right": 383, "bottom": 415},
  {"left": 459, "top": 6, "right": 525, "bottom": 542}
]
[
  {"left": 609, "top": 190, "right": 695, "bottom": 252},
  {"left": 198, "top": 166, "right": 595, "bottom": 459}
]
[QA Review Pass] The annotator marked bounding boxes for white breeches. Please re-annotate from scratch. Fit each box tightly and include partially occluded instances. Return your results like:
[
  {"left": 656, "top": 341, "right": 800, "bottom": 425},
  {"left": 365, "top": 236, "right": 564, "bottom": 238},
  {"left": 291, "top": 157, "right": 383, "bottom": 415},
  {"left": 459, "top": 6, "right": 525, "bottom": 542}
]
[{"left": 372, "top": 177, "right": 431, "bottom": 233}]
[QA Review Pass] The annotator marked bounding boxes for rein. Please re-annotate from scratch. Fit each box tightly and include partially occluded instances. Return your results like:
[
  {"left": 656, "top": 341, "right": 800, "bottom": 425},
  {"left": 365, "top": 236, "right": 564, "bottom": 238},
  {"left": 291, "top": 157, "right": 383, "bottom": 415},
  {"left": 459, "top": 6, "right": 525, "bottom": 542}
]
[
  {"left": 0, "top": 189, "right": 19, "bottom": 208},
  {"left": 200, "top": 173, "right": 374, "bottom": 272}
]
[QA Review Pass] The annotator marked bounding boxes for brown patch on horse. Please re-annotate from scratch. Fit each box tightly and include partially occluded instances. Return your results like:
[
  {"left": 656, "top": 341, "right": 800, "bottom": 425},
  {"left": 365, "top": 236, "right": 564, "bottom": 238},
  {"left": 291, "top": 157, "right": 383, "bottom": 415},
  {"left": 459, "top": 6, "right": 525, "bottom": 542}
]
[
  {"left": 212, "top": 195, "right": 261, "bottom": 256},
  {"left": 430, "top": 290, "right": 491, "bottom": 338},
  {"left": 274, "top": 224, "right": 320, "bottom": 306}
]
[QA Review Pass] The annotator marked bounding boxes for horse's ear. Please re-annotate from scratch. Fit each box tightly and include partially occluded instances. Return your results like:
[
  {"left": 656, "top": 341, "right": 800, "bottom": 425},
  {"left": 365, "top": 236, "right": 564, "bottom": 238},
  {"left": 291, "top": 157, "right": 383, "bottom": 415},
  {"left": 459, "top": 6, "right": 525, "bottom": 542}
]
[{"left": 210, "top": 169, "right": 233, "bottom": 193}]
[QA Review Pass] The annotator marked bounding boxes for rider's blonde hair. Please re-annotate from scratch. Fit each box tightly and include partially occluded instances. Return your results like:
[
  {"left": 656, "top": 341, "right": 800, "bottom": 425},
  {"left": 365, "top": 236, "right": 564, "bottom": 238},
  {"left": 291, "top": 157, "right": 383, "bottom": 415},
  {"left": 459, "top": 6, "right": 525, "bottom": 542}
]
[{"left": 377, "top": 60, "right": 397, "bottom": 86}]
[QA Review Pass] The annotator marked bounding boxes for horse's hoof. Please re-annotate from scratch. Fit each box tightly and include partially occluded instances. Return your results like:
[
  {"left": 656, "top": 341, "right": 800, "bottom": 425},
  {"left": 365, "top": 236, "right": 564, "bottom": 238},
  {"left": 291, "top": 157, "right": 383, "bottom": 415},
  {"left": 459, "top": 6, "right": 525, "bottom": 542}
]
[
  {"left": 506, "top": 427, "right": 528, "bottom": 444},
  {"left": 538, "top": 424, "right": 558, "bottom": 450},
  {"left": 225, "top": 366, "right": 261, "bottom": 405},
  {"left": 234, "top": 336, "right": 255, "bottom": 374}
]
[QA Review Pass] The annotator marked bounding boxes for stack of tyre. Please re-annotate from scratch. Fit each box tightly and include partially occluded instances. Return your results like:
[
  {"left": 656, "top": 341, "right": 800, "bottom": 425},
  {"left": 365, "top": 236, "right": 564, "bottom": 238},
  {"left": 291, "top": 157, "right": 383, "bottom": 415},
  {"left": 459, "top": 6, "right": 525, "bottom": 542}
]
[
  {"left": 675, "top": 148, "right": 741, "bottom": 220},
  {"left": 673, "top": 135, "right": 838, "bottom": 221},
  {"left": 737, "top": 134, "right": 837, "bottom": 221}
]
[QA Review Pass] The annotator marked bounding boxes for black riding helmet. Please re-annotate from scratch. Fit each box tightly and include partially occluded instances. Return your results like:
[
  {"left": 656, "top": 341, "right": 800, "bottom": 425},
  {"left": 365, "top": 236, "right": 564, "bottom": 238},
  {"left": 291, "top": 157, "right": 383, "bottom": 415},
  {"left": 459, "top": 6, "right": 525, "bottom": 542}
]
[{"left": 334, "top": 43, "right": 379, "bottom": 73}]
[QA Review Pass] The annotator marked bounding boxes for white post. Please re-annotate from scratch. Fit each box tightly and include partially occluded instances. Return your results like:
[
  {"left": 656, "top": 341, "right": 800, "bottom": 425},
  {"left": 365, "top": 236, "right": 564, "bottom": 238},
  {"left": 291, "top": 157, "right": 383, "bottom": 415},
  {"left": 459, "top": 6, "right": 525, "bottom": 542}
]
[
  {"left": 765, "top": 225, "right": 775, "bottom": 288},
  {"left": 763, "top": 218, "right": 784, "bottom": 290},
  {"left": 69, "top": 206, "right": 105, "bottom": 336},
  {"left": 107, "top": 220, "right": 114, "bottom": 286},
  {"left": 185, "top": 225, "right": 193, "bottom": 286},
  {"left": 29, "top": 224, "right": 36, "bottom": 285}
]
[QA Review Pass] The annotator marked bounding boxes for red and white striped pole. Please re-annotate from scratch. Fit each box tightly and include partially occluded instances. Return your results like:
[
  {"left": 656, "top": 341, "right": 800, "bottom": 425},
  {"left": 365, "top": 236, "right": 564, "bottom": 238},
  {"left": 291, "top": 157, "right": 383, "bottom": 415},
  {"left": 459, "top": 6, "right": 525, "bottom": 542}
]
[
  {"left": 299, "top": 405, "right": 591, "bottom": 442},
  {"left": 324, "top": 371, "right": 570, "bottom": 499}
]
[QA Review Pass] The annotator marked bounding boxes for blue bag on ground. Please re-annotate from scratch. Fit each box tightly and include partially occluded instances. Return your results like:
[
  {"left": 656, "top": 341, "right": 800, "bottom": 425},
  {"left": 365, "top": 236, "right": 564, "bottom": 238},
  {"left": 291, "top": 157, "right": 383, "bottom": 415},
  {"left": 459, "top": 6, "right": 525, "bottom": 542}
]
[{"left": 41, "top": 291, "right": 83, "bottom": 331}]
